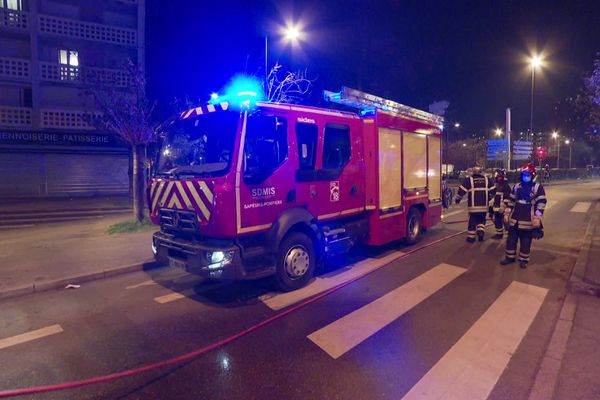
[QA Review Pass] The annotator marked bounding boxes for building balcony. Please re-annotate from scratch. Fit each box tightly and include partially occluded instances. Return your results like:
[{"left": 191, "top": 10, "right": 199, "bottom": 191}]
[
  {"left": 0, "top": 106, "right": 32, "bottom": 128},
  {"left": 40, "top": 108, "right": 95, "bottom": 130},
  {"left": 38, "top": 14, "right": 137, "bottom": 47},
  {"left": 0, "top": 8, "right": 28, "bottom": 30},
  {"left": 0, "top": 57, "right": 30, "bottom": 80},
  {"left": 39, "top": 62, "right": 130, "bottom": 87}
]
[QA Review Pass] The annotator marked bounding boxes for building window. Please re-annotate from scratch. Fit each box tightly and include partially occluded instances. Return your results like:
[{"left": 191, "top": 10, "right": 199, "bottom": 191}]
[
  {"left": 3, "top": 0, "right": 22, "bottom": 10},
  {"left": 58, "top": 50, "right": 79, "bottom": 81}
]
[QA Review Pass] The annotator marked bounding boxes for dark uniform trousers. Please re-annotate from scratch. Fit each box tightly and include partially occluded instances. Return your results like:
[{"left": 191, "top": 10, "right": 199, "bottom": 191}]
[
  {"left": 505, "top": 226, "right": 532, "bottom": 264},
  {"left": 467, "top": 213, "right": 487, "bottom": 240},
  {"left": 493, "top": 213, "right": 505, "bottom": 236}
]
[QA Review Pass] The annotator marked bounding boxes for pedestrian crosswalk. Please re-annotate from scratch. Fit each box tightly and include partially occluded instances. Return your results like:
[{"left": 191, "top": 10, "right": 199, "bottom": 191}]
[
  {"left": 401, "top": 281, "right": 547, "bottom": 400},
  {"left": 303, "top": 262, "right": 549, "bottom": 399},
  {"left": 260, "top": 251, "right": 405, "bottom": 311},
  {"left": 308, "top": 263, "right": 466, "bottom": 359},
  {"left": 570, "top": 201, "right": 591, "bottom": 213}
]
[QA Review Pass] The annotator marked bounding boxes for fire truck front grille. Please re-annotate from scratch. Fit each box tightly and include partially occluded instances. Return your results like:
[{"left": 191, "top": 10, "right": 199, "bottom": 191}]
[{"left": 159, "top": 209, "right": 198, "bottom": 235}]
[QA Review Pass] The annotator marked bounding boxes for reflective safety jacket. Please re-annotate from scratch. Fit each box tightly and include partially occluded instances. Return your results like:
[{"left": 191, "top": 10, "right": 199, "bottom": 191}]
[
  {"left": 492, "top": 181, "right": 512, "bottom": 213},
  {"left": 456, "top": 174, "right": 496, "bottom": 213},
  {"left": 505, "top": 182, "right": 547, "bottom": 230}
]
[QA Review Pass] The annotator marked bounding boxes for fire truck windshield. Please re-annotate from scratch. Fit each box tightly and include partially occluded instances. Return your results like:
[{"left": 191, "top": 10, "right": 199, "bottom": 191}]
[{"left": 156, "top": 111, "right": 239, "bottom": 178}]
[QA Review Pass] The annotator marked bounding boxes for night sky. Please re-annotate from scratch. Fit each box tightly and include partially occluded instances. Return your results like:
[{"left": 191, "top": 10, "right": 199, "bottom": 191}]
[{"left": 146, "top": 0, "right": 600, "bottom": 138}]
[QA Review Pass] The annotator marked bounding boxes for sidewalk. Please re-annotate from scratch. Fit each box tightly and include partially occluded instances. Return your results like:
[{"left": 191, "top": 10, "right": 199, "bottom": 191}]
[
  {"left": 529, "top": 202, "right": 600, "bottom": 400},
  {"left": 0, "top": 196, "right": 132, "bottom": 226},
  {"left": 552, "top": 203, "right": 600, "bottom": 400},
  {"left": 0, "top": 214, "right": 158, "bottom": 300}
]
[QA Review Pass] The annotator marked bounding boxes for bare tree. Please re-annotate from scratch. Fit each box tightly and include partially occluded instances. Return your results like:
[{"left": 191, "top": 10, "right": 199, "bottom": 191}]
[
  {"left": 85, "top": 60, "right": 156, "bottom": 222},
  {"left": 266, "top": 63, "right": 315, "bottom": 104}
]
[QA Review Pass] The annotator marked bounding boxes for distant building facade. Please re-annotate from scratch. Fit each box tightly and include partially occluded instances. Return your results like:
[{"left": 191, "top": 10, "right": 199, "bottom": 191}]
[{"left": 0, "top": 0, "right": 144, "bottom": 197}]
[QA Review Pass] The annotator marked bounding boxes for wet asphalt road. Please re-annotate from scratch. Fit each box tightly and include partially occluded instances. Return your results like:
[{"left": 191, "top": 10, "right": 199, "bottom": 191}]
[{"left": 0, "top": 181, "right": 598, "bottom": 400}]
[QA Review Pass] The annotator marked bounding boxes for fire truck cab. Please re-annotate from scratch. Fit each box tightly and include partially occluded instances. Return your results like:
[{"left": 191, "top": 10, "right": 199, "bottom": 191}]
[{"left": 148, "top": 87, "right": 443, "bottom": 291}]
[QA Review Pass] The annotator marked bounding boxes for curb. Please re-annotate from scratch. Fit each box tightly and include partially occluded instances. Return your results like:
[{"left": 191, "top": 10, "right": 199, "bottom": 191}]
[
  {"left": 528, "top": 201, "right": 600, "bottom": 400},
  {"left": 0, "top": 260, "right": 163, "bottom": 302}
]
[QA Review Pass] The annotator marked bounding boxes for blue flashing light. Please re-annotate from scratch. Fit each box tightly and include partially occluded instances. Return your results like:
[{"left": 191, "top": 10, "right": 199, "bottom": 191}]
[
  {"left": 237, "top": 91, "right": 257, "bottom": 97},
  {"left": 210, "top": 92, "right": 219, "bottom": 99},
  {"left": 221, "top": 74, "right": 265, "bottom": 110}
]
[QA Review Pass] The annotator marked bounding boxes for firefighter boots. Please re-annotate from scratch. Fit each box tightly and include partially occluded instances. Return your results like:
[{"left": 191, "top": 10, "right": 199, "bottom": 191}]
[
  {"left": 466, "top": 237, "right": 476, "bottom": 243},
  {"left": 519, "top": 261, "right": 528, "bottom": 269},
  {"left": 477, "top": 231, "right": 485, "bottom": 242},
  {"left": 500, "top": 258, "right": 515, "bottom": 266}
]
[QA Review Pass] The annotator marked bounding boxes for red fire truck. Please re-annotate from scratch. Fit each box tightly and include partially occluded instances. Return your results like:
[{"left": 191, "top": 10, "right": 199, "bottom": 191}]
[{"left": 148, "top": 86, "right": 443, "bottom": 291}]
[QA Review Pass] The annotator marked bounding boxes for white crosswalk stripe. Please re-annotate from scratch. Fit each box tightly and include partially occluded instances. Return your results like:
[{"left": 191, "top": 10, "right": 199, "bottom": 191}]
[
  {"left": 308, "top": 263, "right": 466, "bottom": 359},
  {"left": 0, "top": 324, "right": 63, "bottom": 350},
  {"left": 260, "top": 251, "right": 405, "bottom": 311},
  {"left": 570, "top": 201, "right": 591, "bottom": 213},
  {"left": 401, "top": 281, "right": 547, "bottom": 400}
]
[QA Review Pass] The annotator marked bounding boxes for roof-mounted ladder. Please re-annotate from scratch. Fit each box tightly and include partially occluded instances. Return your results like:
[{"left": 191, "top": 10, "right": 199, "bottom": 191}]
[{"left": 323, "top": 86, "right": 443, "bottom": 126}]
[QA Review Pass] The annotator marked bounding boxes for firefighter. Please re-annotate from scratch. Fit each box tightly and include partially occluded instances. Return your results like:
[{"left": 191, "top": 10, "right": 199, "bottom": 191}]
[
  {"left": 489, "top": 168, "right": 512, "bottom": 239},
  {"left": 455, "top": 165, "right": 496, "bottom": 242},
  {"left": 500, "top": 163, "right": 547, "bottom": 268}
]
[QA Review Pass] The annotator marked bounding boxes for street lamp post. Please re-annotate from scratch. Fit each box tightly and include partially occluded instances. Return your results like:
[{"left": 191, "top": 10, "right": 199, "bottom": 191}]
[
  {"left": 264, "top": 25, "right": 302, "bottom": 93},
  {"left": 529, "top": 55, "right": 543, "bottom": 143},
  {"left": 552, "top": 131, "right": 560, "bottom": 169},
  {"left": 565, "top": 139, "right": 572, "bottom": 169}
]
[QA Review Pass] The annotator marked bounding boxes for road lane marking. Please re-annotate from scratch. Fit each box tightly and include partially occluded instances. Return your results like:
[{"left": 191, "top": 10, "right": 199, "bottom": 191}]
[
  {"left": 401, "top": 281, "right": 548, "bottom": 400},
  {"left": 126, "top": 280, "right": 158, "bottom": 290},
  {"left": 0, "top": 324, "right": 63, "bottom": 350},
  {"left": 307, "top": 263, "right": 466, "bottom": 359},
  {"left": 442, "top": 209, "right": 464, "bottom": 218},
  {"left": 570, "top": 201, "right": 591, "bottom": 213},
  {"left": 154, "top": 293, "right": 186, "bottom": 304},
  {"left": 260, "top": 251, "right": 405, "bottom": 311},
  {"left": 544, "top": 200, "right": 557, "bottom": 211}
]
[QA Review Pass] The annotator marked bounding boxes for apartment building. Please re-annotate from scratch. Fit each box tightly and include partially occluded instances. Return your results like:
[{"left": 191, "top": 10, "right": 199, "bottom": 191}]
[{"left": 0, "top": 0, "right": 144, "bottom": 197}]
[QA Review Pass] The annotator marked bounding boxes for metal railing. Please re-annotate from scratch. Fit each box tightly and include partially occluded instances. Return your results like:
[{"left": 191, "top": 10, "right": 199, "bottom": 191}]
[
  {"left": 0, "top": 57, "right": 30, "bottom": 80},
  {"left": 0, "top": 8, "right": 28, "bottom": 30},
  {"left": 0, "top": 106, "right": 32, "bottom": 127},
  {"left": 39, "top": 62, "right": 130, "bottom": 87},
  {"left": 40, "top": 109, "right": 95, "bottom": 130},
  {"left": 39, "top": 14, "right": 137, "bottom": 47}
]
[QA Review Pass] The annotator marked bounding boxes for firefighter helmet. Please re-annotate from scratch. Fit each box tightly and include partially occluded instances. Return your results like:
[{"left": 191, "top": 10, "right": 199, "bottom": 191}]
[
  {"left": 494, "top": 168, "right": 506, "bottom": 183},
  {"left": 521, "top": 163, "right": 537, "bottom": 180},
  {"left": 471, "top": 165, "right": 483, "bottom": 174}
]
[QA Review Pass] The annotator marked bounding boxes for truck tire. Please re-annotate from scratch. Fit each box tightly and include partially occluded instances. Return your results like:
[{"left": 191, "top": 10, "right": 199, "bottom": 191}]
[
  {"left": 275, "top": 231, "right": 316, "bottom": 291},
  {"left": 405, "top": 207, "right": 423, "bottom": 245}
]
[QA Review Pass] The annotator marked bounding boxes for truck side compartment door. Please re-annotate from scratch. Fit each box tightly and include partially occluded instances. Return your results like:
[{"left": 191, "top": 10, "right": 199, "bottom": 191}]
[{"left": 315, "top": 121, "right": 364, "bottom": 221}]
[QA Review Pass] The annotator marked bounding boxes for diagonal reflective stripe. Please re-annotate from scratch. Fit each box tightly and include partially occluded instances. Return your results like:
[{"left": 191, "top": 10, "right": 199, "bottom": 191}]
[
  {"left": 186, "top": 181, "right": 210, "bottom": 220},
  {"left": 198, "top": 181, "right": 214, "bottom": 204},
  {"left": 175, "top": 181, "right": 194, "bottom": 210},
  {"left": 401, "top": 281, "right": 547, "bottom": 400},
  {"left": 152, "top": 182, "right": 166, "bottom": 212},
  {"left": 167, "top": 191, "right": 183, "bottom": 208},
  {"left": 308, "top": 264, "right": 466, "bottom": 359},
  {"left": 159, "top": 181, "right": 174, "bottom": 208}
]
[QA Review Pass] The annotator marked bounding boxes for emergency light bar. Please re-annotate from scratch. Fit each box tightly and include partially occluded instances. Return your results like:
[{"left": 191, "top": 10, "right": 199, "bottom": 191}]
[{"left": 324, "top": 86, "right": 444, "bottom": 126}]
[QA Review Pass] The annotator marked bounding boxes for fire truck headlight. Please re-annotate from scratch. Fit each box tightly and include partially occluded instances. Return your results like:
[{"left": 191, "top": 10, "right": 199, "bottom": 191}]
[
  {"left": 151, "top": 238, "right": 158, "bottom": 255},
  {"left": 207, "top": 251, "right": 234, "bottom": 270}
]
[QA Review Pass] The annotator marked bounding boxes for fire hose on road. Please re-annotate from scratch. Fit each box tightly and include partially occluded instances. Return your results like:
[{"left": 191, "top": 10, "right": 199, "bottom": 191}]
[{"left": 0, "top": 227, "right": 477, "bottom": 398}]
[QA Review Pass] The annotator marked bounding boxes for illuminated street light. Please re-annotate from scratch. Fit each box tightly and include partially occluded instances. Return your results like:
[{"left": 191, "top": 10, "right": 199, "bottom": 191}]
[
  {"left": 462, "top": 143, "right": 467, "bottom": 147},
  {"left": 528, "top": 53, "right": 545, "bottom": 142},
  {"left": 552, "top": 131, "right": 560, "bottom": 168},
  {"left": 284, "top": 25, "right": 301, "bottom": 42},
  {"left": 495, "top": 128, "right": 503, "bottom": 136},
  {"left": 265, "top": 23, "right": 304, "bottom": 89},
  {"left": 454, "top": 122, "right": 460, "bottom": 128},
  {"left": 565, "top": 139, "right": 573, "bottom": 168}
]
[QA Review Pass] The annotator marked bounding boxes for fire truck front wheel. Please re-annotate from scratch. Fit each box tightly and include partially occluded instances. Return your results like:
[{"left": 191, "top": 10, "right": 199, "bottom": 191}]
[
  {"left": 405, "top": 207, "right": 423, "bottom": 245},
  {"left": 275, "top": 231, "right": 316, "bottom": 291}
]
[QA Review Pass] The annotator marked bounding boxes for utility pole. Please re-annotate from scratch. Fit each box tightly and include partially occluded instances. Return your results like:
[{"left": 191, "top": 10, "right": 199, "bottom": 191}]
[{"left": 506, "top": 108, "right": 511, "bottom": 171}]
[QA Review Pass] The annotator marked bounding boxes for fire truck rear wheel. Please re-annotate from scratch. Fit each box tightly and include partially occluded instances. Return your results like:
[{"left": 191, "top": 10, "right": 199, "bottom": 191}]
[
  {"left": 275, "top": 231, "right": 316, "bottom": 291},
  {"left": 405, "top": 207, "right": 423, "bottom": 245}
]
